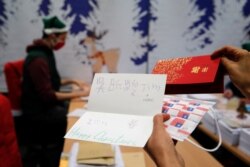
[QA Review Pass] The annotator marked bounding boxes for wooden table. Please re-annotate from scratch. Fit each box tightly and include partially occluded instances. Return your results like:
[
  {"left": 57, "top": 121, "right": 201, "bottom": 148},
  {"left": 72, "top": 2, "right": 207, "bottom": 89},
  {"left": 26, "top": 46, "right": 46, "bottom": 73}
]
[
  {"left": 62, "top": 99, "right": 222, "bottom": 167},
  {"left": 197, "top": 94, "right": 250, "bottom": 166},
  {"left": 198, "top": 124, "right": 250, "bottom": 166}
]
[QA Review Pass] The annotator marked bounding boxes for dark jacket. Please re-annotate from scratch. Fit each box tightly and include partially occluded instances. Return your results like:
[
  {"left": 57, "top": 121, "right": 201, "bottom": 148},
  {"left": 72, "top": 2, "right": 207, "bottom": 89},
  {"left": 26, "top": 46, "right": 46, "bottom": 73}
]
[{"left": 21, "top": 39, "right": 61, "bottom": 119}]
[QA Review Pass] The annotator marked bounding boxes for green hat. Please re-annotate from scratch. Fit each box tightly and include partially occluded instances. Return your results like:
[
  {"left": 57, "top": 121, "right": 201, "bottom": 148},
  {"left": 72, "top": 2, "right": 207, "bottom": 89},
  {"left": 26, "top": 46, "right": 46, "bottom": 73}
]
[{"left": 43, "top": 16, "right": 68, "bottom": 34}]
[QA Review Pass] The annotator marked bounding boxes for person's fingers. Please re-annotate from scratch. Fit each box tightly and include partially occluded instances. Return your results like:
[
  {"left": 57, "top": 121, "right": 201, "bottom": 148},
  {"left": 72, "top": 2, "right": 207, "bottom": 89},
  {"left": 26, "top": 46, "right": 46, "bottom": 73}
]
[
  {"left": 221, "top": 57, "right": 238, "bottom": 75},
  {"left": 210, "top": 46, "right": 232, "bottom": 59},
  {"left": 211, "top": 48, "right": 224, "bottom": 59},
  {"left": 153, "top": 114, "right": 164, "bottom": 128},
  {"left": 211, "top": 45, "right": 242, "bottom": 60}
]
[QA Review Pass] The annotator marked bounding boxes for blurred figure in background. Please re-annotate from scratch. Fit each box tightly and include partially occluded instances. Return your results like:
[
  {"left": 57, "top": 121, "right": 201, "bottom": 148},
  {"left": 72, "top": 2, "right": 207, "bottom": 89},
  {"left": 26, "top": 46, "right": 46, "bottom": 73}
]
[
  {"left": 21, "top": 16, "right": 90, "bottom": 167},
  {"left": 224, "top": 81, "right": 245, "bottom": 99}
]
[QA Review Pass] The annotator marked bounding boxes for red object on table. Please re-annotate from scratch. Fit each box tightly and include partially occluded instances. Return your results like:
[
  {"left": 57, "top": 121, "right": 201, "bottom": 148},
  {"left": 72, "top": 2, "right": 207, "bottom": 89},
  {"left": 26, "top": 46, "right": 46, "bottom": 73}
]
[{"left": 152, "top": 55, "right": 224, "bottom": 94}]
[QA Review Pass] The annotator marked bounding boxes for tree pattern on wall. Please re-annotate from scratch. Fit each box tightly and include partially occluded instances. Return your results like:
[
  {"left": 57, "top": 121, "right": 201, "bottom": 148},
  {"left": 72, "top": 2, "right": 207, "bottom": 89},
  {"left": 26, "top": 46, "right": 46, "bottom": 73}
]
[
  {"left": 1, "top": 0, "right": 250, "bottom": 65},
  {"left": 38, "top": 0, "right": 51, "bottom": 16},
  {"left": 0, "top": 0, "right": 7, "bottom": 47},
  {"left": 131, "top": 0, "right": 158, "bottom": 65},
  {"left": 242, "top": 0, "right": 250, "bottom": 36},
  {"left": 184, "top": 0, "right": 224, "bottom": 49},
  {"left": 62, "top": 0, "right": 98, "bottom": 35},
  {"left": 0, "top": 0, "right": 7, "bottom": 27},
  {"left": 184, "top": 0, "right": 250, "bottom": 49}
]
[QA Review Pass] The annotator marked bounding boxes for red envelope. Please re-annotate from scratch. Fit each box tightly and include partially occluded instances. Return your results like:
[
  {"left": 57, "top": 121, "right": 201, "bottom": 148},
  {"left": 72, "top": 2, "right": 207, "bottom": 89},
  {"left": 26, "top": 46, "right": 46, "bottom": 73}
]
[{"left": 152, "top": 55, "right": 224, "bottom": 94}]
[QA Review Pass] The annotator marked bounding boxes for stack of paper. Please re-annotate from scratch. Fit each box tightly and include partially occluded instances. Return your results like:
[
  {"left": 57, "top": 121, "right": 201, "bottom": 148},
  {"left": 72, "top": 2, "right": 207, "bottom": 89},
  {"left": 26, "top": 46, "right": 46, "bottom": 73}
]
[
  {"left": 188, "top": 94, "right": 219, "bottom": 101},
  {"left": 221, "top": 112, "right": 250, "bottom": 128},
  {"left": 218, "top": 120, "right": 241, "bottom": 145},
  {"left": 68, "top": 142, "right": 124, "bottom": 167},
  {"left": 67, "top": 109, "right": 86, "bottom": 118},
  {"left": 238, "top": 128, "right": 250, "bottom": 155},
  {"left": 201, "top": 110, "right": 218, "bottom": 134},
  {"left": 77, "top": 141, "right": 115, "bottom": 166}
]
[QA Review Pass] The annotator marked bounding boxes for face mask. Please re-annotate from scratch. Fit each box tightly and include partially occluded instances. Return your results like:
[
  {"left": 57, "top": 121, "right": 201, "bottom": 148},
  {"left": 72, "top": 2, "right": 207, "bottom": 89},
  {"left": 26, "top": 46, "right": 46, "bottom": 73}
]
[{"left": 54, "top": 41, "right": 65, "bottom": 50}]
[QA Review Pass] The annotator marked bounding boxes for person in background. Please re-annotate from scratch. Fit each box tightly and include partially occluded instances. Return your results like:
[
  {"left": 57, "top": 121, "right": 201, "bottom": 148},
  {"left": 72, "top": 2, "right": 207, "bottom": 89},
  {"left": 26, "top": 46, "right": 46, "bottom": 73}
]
[
  {"left": 224, "top": 81, "right": 245, "bottom": 99},
  {"left": 21, "top": 16, "right": 90, "bottom": 167},
  {"left": 145, "top": 45, "right": 250, "bottom": 167}
]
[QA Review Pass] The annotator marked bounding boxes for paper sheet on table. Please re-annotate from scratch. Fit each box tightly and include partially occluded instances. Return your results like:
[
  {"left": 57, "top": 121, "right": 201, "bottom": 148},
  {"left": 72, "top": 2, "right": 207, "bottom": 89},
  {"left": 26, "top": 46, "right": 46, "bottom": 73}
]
[
  {"left": 68, "top": 143, "right": 124, "bottom": 167},
  {"left": 77, "top": 141, "right": 114, "bottom": 160},
  {"left": 67, "top": 109, "right": 86, "bottom": 118},
  {"left": 122, "top": 152, "right": 146, "bottom": 167},
  {"left": 80, "top": 96, "right": 89, "bottom": 101},
  {"left": 77, "top": 158, "right": 114, "bottom": 166},
  {"left": 65, "top": 73, "right": 166, "bottom": 147},
  {"left": 221, "top": 112, "right": 250, "bottom": 128}
]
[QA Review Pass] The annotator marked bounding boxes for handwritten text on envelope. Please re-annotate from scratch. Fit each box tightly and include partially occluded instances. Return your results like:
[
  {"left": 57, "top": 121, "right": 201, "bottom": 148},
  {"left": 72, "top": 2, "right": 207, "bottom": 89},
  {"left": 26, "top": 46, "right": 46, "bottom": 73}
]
[{"left": 65, "top": 73, "right": 166, "bottom": 147}]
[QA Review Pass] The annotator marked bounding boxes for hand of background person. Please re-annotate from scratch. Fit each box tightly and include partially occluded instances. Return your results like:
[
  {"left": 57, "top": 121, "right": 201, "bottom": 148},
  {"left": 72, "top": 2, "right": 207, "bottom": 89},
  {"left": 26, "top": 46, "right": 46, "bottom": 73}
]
[
  {"left": 144, "top": 114, "right": 184, "bottom": 167},
  {"left": 56, "top": 87, "right": 90, "bottom": 100},
  {"left": 58, "top": 79, "right": 91, "bottom": 100},
  {"left": 73, "top": 89, "right": 90, "bottom": 97},
  {"left": 211, "top": 46, "right": 250, "bottom": 98},
  {"left": 73, "top": 80, "right": 90, "bottom": 91},
  {"left": 73, "top": 83, "right": 91, "bottom": 97},
  {"left": 61, "top": 79, "right": 90, "bottom": 91}
]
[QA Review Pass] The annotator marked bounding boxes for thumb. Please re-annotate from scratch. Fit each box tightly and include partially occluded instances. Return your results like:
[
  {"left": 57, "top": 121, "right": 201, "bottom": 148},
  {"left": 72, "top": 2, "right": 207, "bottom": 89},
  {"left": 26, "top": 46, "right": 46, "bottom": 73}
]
[{"left": 153, "top": 114, "right": 170, "bottom": 129}]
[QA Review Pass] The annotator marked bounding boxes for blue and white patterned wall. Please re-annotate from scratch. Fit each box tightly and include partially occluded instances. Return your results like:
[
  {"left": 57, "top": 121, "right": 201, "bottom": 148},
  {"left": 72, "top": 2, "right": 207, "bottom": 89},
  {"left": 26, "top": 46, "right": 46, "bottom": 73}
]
[{"left": 0, "top": 0, "right": 250, "bottom": 91}]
